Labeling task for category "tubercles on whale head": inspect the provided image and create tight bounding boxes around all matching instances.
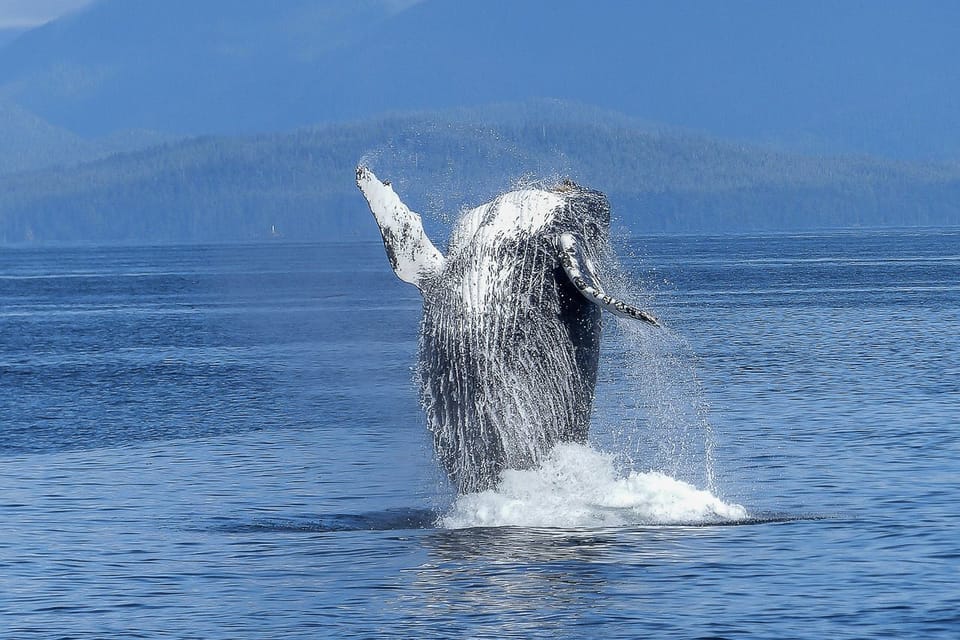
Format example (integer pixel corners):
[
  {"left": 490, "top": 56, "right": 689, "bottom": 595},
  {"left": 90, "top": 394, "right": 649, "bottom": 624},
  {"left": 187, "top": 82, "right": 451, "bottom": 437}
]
[{"left": 545, "top": 181, "right": 612, "bottom": 260}]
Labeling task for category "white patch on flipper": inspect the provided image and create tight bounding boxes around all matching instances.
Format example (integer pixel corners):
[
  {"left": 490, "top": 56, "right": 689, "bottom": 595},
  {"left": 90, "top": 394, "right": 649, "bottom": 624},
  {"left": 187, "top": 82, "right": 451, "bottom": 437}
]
[{"left": 356, "top": 167, "right": 444, "bottom": 288}]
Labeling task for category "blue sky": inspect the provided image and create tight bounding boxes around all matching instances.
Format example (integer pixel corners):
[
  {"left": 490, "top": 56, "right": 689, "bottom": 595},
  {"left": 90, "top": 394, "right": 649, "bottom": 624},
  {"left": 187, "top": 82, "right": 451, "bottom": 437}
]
[
  {"left": 0, "top": 0, "right": 94, "bottom": 29},
  {"left": 0, "top": 0, "right": 424, "bottom": 29}
]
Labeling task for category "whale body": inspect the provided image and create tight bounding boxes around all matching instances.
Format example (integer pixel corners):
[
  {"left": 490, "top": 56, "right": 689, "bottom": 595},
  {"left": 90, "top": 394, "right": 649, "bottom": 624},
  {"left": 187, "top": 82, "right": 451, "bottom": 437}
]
[{"left": 357, "top": 167, "right": 658, "bottom": 493}]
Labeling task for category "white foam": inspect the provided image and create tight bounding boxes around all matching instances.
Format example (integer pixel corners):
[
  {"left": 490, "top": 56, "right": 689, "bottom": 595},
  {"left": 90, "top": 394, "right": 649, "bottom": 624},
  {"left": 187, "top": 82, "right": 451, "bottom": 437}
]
[{"left": 440, "top": 443, "right": 747, "bottom": 529}]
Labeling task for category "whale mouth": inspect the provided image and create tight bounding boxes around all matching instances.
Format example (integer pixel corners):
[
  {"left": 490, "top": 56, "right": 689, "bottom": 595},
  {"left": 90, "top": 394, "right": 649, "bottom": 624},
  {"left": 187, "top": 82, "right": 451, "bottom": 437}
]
[{"left": 558, "top": 233, "right": 660, "bottom": 326}]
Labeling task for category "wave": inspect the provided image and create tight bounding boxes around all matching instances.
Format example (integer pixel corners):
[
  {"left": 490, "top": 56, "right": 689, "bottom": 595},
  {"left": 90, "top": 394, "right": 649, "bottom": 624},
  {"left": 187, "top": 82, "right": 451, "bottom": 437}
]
[{"left": 440, "top": 443, "right": 747, "bottom": 529}]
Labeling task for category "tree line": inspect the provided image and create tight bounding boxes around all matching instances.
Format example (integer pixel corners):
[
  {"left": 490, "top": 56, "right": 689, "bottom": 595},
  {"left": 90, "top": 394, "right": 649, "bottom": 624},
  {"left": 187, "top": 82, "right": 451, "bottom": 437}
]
[{"left": 2, "top": 110, "right": 959, "bottom": 245}]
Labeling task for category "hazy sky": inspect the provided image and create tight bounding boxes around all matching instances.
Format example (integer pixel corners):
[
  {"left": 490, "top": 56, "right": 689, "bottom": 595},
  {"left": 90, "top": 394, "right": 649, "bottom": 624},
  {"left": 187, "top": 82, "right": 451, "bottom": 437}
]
[
  {"left": 0, "top": 0, "right": 95, "bottom": 29},
  {"left": 0, "top": 0, "right": 423, "bottom": 29}
]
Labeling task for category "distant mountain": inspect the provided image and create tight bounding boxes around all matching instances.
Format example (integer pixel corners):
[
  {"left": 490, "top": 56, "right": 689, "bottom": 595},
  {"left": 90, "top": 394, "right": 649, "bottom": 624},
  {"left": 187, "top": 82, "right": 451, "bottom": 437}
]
[
  {"left": 0, "top": 100, "right": 92, "bottom": 173},
  {"left": 0, "top": 99, "right": 176, "bottom": 174},
  {"left": 2, "top": 104, "right": 958, "bottom": 246},
  {"left": 0, "top": 0, "right": 958, "bottom": 160},
  {"left": 0, "top": 0, "right": 414, "bottom": 136}
]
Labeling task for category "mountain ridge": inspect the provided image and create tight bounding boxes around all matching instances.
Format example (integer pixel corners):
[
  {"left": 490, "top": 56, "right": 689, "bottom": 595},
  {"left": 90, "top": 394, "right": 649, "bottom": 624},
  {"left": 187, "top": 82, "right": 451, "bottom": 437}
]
[
  {"left": 2, "top": 104, "right": 958, "bottom": 246},
  {"left": 1, "top": 0, "right": 958, "bottom": 160}
]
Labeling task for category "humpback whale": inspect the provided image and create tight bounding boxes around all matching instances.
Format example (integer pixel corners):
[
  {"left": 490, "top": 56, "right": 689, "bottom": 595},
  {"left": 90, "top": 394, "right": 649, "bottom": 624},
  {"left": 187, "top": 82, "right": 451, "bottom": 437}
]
[{"left": 357, "top": 166, "right": 659, "bottom": 493}]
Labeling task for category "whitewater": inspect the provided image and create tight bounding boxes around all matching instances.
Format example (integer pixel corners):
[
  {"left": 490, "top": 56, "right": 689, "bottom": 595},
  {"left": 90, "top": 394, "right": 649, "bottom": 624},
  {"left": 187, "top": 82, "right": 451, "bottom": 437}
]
[{"left": 440, "top": 442, "right": 747, "bottom": 529}]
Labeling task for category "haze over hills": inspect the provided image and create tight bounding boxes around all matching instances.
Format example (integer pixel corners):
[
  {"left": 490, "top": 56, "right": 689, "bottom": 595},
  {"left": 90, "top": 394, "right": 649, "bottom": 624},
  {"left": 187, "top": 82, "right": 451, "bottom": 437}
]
[
  {"left": 1, "top": 1, "right": 959, "bottom": 245},
  {"left": 3, "top": 104, "right": 958, "bottom": 246},
  {"left": 0, "top": 98, "right": 177, "bottom": 174},
  {"left": 1, "top": 0, "right": 959, "bottom": 160},
  {"left": 0, "top": 0, "right": 417, "bottom": 139}
]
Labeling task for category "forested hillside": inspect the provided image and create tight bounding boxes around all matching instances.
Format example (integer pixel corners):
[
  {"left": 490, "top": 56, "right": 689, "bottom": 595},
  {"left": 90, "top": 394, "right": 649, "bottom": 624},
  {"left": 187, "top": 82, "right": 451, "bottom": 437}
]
[{"left": 2, "top": 108, "right": 959, "bottom": 245}]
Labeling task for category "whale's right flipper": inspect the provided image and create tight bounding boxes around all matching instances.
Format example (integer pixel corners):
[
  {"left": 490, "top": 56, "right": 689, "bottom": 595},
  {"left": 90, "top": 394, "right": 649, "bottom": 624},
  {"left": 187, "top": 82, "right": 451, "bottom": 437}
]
[
  {"left": 559, "top": 233, "right": 660, "bottom": 326},
  {"left": 356, "top": 166, "right": 445, "bottom": 290}
]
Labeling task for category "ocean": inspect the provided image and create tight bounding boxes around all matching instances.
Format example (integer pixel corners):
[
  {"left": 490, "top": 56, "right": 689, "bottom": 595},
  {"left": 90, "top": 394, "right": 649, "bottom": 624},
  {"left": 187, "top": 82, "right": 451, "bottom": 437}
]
[{"left": 2, "top": 229, "right": 958, "bottom": 638}]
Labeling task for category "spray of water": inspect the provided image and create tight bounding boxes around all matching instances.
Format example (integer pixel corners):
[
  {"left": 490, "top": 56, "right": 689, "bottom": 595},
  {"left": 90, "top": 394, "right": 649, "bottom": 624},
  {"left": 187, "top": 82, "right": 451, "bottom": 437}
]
[
  {"left": 359, "top": 119, "right": 577, "bottom": 233},
  {"left": 436, "top": 250, "right": 743, "bottom": 529},
  {"left": 596, "top": 318, "right": 718, "bottom": 492},
  {"left": 440, "top": 443, "right": 745, "bottom": 528}
]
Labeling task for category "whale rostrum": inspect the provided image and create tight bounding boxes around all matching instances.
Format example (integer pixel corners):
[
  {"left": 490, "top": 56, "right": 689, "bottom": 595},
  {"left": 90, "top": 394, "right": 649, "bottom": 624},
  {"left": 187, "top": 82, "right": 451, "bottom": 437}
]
[{"left": 356, "top": 166, "right": 660, "bottom": 493}]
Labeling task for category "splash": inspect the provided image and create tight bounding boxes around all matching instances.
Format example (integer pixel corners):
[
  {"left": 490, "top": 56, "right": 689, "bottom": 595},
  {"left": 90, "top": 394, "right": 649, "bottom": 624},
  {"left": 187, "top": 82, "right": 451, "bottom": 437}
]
[
  {"left": 590, "top": 239, "right": 719, "bottom": 493},
  {"left": 596, "top": 319, "right": 718, "bottom": 492},
  {"left": 440, "top": 443, "right": 747, "bottom": 529}
]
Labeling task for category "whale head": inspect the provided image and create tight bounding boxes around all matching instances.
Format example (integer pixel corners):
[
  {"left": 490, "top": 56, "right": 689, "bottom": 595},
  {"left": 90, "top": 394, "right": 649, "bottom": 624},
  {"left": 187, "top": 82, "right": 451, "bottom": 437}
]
[{"left": 548, "top": 178, "right": 611, "bottom": 249}]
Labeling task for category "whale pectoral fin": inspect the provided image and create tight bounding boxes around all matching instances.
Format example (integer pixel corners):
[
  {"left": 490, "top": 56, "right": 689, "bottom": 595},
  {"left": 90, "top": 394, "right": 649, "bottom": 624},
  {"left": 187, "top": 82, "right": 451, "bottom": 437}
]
[
  {"left": 558, "top": 233, "right": 660, "bottom": 326},
  {"left": 356, "top": 166, "right": 445, "bottom": 290}
]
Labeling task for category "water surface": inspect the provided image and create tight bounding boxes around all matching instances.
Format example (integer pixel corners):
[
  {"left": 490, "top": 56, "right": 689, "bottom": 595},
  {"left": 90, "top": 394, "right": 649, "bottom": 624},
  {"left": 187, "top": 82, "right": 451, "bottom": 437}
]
[{"left": 2, "top": 230, "right": 958, "bottom": 637}]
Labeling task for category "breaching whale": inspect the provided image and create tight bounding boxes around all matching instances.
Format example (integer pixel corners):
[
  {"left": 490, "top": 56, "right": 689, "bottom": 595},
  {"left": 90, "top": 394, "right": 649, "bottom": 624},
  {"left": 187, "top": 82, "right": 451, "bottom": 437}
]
[{"left": 357, "top": 166, "right": 659, "bottom": 493}]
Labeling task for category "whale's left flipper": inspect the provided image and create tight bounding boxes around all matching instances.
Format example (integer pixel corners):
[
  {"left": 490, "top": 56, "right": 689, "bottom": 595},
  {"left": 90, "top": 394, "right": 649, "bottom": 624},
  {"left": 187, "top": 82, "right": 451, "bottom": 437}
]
[
  {"left": 559, "top": 233, "right": 660, "bottom": 326},
  {"left": 356, "top": 166, "right": 445, "bottom": 290}
]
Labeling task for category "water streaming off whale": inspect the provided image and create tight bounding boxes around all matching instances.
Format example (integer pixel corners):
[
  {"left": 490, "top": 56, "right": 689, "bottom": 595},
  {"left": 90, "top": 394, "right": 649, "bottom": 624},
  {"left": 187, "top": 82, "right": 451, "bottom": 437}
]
[{"left": 358, "top": 166, "right": 745, "bottom": 523}]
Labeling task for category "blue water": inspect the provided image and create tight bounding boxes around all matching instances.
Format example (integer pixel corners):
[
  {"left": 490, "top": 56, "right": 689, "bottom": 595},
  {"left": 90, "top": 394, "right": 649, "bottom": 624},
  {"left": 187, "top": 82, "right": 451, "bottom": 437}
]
[{"left": 2, "top": 230, "right": 958, "bottom": 638}]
